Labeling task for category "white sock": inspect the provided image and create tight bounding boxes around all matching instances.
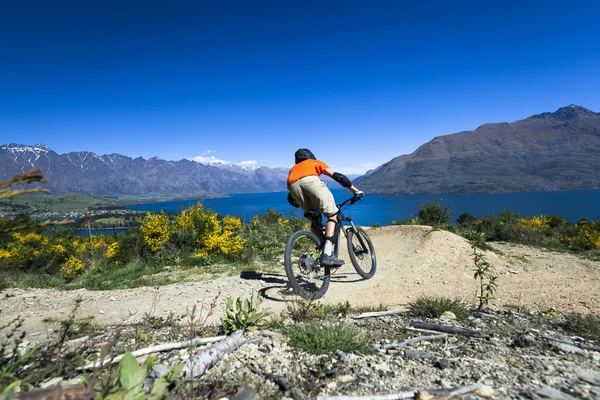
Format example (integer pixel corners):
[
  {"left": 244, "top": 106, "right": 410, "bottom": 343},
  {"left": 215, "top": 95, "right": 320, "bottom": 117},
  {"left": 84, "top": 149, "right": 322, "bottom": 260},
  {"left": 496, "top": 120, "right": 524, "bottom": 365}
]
[{"left": 323, "top": 243, "right": 333, "bottom": 256}]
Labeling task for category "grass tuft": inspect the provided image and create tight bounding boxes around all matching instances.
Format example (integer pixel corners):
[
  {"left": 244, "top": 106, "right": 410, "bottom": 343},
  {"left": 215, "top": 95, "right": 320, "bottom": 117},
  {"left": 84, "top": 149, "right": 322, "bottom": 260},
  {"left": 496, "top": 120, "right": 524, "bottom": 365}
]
[
  {"left": 286, "top": 323, "right": 375, "bottom": 355},
  {"left": 409, "top": 296, "right": 469, "bottom": 321},
  {"left": 563, "top": 313, "right": 600, "bottom": 340}
]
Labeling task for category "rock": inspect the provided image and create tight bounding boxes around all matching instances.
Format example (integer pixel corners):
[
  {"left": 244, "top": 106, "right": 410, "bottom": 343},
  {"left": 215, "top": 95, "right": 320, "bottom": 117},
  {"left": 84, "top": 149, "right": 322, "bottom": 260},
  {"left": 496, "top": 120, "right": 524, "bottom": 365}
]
[
  {"left": 435, "top": 359, "right": 451, "bottom": 369},
  {"left": 474, "top": 385, "right": 495, "bottom": 398},
  {"left": 552, "top": 342, "right": 584, "bottom": 354},
  {"left": 469, "top": 318, "right": 482, "bottom": 328},
  {"left": 232, "top": 386, "right": 258, "bottom": 400},
  {"left": 63, "top": 335, "right": 89, "bottom": 352},
  {"left": 39, "top": 377, "right": 63, "bottom": 389},
  {"left": 338, "top": 375, "right": 355, "bottom": 383},
  {"left": 522, "top": 385, "right": 578, "bottom": 399},
  {"left": 440, "top": 311, "right": 457, "bottom": 325},
  {"left": 575, "top": 368, "right": 600, "bottom": 386},
  {"left": 404, "top": 349, "right": 431, "bottom": 360},
  {"left": 513, "top": 335, "right": 537, "bottom": 347}
]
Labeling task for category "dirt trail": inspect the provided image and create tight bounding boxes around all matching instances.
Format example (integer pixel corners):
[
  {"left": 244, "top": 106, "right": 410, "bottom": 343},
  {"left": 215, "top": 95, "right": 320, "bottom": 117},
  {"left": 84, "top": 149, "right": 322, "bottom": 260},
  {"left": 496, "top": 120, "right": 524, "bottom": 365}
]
[{"left": 1, "top": 225, "right": 598, "bottom": 342}]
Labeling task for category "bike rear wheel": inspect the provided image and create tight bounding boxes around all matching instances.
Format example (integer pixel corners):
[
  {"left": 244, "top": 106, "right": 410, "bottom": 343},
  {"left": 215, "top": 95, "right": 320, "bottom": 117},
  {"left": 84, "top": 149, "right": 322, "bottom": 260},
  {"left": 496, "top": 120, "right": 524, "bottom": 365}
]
[
  {"left": 284, "top": 230, "right": 330, "bottom": 300},
  {"left": 347, "top": 227, "right": 377, "bottom": 279}
]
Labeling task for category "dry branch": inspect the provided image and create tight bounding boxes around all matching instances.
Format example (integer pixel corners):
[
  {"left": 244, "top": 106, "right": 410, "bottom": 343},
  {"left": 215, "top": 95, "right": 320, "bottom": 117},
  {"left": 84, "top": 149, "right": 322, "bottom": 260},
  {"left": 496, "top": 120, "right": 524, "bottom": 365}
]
[
  {"left": 354, "top": 310, "right": 403, "bottom": 319},
  {"left": 411, "top": 321, "right": 488, "bottom": 338},
  {"left": 81, "top": 334, "right": 227, "bottom": 370},
  {"left": 316, "top": 384, "right": 494, "bottom": 400},
  {"left": 381, "top": 334, "right": 448, "bottom": 350}
]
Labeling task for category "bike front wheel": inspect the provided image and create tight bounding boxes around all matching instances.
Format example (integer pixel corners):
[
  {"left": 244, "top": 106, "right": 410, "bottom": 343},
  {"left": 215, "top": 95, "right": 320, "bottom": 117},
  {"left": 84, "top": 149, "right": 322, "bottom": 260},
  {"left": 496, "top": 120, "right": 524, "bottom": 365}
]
[
  {"left": 284, "top": 230, "right": 330, "bottom": 300},
  {"left": 347, "top": 227, "right": 377, "bottom": 279}
]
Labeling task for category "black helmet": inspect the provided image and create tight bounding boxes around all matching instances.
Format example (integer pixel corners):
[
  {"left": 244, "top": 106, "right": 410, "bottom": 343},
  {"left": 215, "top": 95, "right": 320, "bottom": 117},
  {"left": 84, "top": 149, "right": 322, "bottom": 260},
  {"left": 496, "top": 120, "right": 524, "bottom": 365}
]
[{"left": 295, "top": 148, "right": 316, "bottom": 164}]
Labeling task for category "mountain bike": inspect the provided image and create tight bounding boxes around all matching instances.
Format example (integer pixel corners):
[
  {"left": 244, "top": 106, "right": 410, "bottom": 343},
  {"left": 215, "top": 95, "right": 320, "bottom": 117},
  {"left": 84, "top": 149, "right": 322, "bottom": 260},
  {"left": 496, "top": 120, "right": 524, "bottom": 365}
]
[{"left": 284, "top": 194, "right": 377, "bottom": 300}]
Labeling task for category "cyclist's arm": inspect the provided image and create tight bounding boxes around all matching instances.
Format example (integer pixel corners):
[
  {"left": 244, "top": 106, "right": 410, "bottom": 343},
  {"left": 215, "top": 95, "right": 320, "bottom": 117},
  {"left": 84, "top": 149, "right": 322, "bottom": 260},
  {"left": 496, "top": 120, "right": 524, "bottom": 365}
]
[{"left": 322, "top": 167, "right": 360, "bottom": 194}]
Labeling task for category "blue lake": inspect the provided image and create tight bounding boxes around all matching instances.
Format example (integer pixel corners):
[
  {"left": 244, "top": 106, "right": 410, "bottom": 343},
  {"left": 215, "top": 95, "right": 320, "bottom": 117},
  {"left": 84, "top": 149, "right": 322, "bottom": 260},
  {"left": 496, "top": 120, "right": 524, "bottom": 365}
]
[{"left": 126, "top": 189, "right": 600, "bottom": 226}]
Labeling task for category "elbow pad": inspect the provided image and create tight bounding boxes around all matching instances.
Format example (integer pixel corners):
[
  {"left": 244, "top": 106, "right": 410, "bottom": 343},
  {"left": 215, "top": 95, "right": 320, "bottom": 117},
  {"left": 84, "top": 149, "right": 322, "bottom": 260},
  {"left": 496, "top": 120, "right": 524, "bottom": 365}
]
[{"left": 332, "top": 172, "right": 352, "bottom": 188}]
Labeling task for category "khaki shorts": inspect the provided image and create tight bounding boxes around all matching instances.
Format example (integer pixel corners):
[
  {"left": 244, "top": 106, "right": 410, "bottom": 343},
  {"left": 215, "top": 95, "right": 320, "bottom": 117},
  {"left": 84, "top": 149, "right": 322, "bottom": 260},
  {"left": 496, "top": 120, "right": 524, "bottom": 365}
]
[{"left": 289, "top": 176, "right": 338, "bottom": 217}]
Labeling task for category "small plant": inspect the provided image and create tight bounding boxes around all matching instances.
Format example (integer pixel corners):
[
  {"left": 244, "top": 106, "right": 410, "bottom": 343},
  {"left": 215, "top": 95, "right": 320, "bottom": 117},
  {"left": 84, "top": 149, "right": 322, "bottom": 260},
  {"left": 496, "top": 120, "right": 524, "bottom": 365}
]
[
  {"left": 470, "top": 243, "right": 498, "bottom": 309},
  {"left": 416, "top": 199, "right": 452, "bottom": 227},
  {"left": 286, "top": 323, "right": 375, "bottom": 355},
  {"left": 461, "top": 230, "right": 493, "bottom": 251},
  {"left": 0, "top": 316, "right": 42, "bottom": 393},
  {"left": 285, "top": 299, "right": 324, "bottom": 323},
  {"left": 563, "top": 313, "right": 600, "bottom": 340},
  {"left": 222, "top": 291, "right": 264, "bottom": 332},
  {"left": 409, "top": 296, "right": 469, "bottom": 321},
  {"left": 89, "top": 352, "right": 183, "bottom": 399}
]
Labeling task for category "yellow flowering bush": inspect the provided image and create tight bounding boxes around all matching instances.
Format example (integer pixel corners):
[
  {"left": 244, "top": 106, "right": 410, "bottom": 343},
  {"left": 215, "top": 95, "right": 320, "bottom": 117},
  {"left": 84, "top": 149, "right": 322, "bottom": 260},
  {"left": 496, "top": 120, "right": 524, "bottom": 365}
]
[
  {"left": 175, "top": 203, "right": 245, "bottom": 258},
  {"left": 106, "top": 242, "right": 120, "bottom": 259},
  {"left": 576, "top": 220, "right": 600, "bottom": 249},
  {"left": 194, "top": 214, "right": 246, "bottom": 257},
  {"left": 140, "top": 212, "right": 171, "bottom": 252},
  {"left": 60, "top": 255, "right": 85, "bottom": 279},
  {"left": 515, "top": 215, "right": 550, "bottom": 230}
]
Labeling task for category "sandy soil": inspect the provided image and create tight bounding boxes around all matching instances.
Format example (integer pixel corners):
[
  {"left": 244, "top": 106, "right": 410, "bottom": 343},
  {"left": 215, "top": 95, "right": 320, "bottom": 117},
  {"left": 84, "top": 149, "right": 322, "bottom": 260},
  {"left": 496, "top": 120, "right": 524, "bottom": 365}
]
[{"left": 1, "top": 225, "right": 598, "bottom": 342}]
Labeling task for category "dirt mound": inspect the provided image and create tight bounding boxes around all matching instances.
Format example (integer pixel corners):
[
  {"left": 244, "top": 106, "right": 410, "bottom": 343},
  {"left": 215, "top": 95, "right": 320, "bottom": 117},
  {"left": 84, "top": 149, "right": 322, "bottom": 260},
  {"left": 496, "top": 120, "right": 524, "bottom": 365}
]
[{"left": 1, "top": 226, "right": 598, "bottom": 342}]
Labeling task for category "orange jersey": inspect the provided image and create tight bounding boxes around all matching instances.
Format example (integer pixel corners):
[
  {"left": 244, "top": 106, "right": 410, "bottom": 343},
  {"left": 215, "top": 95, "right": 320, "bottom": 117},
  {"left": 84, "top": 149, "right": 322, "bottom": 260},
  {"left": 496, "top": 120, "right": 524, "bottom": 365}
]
[{"left": 287, "top": 159, "right": 329, "bottom": 189}]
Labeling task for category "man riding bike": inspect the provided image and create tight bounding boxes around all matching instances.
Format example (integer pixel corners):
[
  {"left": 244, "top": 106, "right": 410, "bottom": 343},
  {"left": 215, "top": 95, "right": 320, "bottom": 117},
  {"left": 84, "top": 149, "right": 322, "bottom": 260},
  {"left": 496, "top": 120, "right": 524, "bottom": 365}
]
[{"left": 287, "top": 148, "right": 363, "bottom": 267}]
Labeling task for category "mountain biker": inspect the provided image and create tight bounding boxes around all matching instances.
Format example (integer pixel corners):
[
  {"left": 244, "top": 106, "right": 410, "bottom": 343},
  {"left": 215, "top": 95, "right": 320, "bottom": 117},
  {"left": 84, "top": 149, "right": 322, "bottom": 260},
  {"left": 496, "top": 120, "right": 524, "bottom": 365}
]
[{"left": 287, "top": 148, "right": 364, "bottom": 267}]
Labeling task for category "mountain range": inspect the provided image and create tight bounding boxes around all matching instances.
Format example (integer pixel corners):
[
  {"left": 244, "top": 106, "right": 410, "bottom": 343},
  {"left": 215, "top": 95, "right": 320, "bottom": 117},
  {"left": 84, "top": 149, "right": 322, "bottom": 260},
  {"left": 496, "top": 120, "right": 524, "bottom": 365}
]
[
  {"left": 2, "top": 105, "right": 599, "bottom": 196},
  {"left": 357, "top": 105, "right": 600, "bottom": 194},
  {"left": 0, "top": 144, "right": 289, "bottom": 195}
]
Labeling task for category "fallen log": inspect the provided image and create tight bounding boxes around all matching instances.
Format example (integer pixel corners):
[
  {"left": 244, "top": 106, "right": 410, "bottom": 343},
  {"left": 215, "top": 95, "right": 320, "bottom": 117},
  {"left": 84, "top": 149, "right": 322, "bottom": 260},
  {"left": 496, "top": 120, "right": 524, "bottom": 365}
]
[
  {"left": 381, "top": 334, "right": 447, "bottom": 350},
  {"left": 181, "top": 329, "right": 244, "bottom": 378},
  {"left": 142, "top": 330, "right": 245, "bottom": 393},
  {"left": 411, "top": 321, "right": 488, "bottom": 338},
  {"left": 354, "top": 310, "right": 403, "bottom": 319},
  {"left": 81, "top": 334, "right": 227, "bottom": 370}
]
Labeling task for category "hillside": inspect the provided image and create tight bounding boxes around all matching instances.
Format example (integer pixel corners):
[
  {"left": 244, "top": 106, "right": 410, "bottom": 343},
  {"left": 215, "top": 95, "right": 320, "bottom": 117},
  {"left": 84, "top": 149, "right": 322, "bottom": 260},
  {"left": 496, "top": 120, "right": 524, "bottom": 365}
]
[
  {"left": 0, "top": 144, "right": 289, "bottom": 196},
  {"left": 357, "top": 105, "right": 600, "bottom": 194}
]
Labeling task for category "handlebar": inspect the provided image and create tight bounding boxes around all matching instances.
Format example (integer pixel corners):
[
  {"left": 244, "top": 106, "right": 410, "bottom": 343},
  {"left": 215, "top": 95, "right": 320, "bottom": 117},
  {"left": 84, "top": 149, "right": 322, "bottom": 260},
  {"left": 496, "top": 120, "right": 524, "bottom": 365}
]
[{"left": 337, "top": 193, "right": 364, "bottom": 209}]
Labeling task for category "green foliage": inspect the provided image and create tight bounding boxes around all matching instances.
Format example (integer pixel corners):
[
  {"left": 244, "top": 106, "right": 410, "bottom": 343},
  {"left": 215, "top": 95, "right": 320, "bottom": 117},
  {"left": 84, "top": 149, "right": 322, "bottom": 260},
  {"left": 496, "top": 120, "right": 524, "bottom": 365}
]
[
  {"left": 470, "top": 244, "right": 498, "bottom": 309},
  {"left": 563, "top": 314, "right": 600, "bottom": 340},
  {"left": 456, "top": 212, "right": 476, "bottom": 227},
  {"left": 409, "top": 296, "right": 469, "bottom": 321},
  {"left": 286, "top": 323, "right": 375, "bottom": 355},
  {"left": 97, "top": 352, "right": 183, "bottom": 400},
  {"left": 239, "top": 209, "right": 305, "bottom": 263},
  {"left": 285, "top": 299, "right": 326, "bottom": 323},
  {"left": 222, "top": 291, "right": 264, "bottom": 332},
  {"left": 460, "top": 230, "right": 493, "bottom": 251},
  {"left": 416, "top": 199, "right": 452, "bottom": 226}
]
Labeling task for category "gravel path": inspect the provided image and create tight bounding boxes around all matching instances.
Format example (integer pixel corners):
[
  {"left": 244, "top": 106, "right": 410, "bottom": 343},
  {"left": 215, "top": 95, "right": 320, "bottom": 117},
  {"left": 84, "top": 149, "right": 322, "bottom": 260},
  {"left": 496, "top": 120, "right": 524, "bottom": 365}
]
[{"left": 1, "top": 225, "right": 599, "bottom": 342}]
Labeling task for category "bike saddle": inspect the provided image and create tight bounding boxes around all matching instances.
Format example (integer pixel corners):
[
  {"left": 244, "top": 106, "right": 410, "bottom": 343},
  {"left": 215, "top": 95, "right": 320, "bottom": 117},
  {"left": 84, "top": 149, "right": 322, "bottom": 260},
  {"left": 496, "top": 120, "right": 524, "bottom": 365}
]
[{"left": 304, "top": 210, "right": 321, "bottom": 219}]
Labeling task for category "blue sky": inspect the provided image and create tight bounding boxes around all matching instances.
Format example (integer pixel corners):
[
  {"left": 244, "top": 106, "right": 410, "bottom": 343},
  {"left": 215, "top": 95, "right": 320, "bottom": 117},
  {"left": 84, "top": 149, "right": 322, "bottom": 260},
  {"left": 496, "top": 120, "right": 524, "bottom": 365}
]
[{"left": 1, "top": 0, "right": 599, "bottom": 174}]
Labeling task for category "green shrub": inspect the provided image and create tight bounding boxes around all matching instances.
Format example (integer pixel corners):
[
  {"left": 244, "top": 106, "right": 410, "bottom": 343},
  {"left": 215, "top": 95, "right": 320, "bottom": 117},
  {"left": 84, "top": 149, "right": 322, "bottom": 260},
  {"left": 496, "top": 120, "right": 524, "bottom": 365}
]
[
  {"left": 460, "top": 230, "right": 493, "bottom": 251},
  {"left": 456, "top": 213, "right": 476, "bottom": 227},
  {"left": 416, "top": 200, "right": 452, "bottom": 226},
  {"left": 563, "top": 314, "right": 600, "bottom": 340},
  {"left": 409, "top": 296, "right": 469, "bottom": 321},
  {"left": 286, "top": 323, "right": 374, "bottom": 355},
  {"left": 239, "top": 209, "right": 305, "bottom": 262},
  {"left": 222, "top": 291, "right": 264, "bottom": 332}
]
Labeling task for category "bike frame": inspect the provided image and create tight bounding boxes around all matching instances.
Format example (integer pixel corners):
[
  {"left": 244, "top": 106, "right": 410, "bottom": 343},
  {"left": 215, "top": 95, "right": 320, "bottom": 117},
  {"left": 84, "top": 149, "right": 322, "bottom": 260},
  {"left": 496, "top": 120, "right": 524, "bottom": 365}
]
[{"left": 307, "top": 196, "right": 369, "bottom": 259}]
